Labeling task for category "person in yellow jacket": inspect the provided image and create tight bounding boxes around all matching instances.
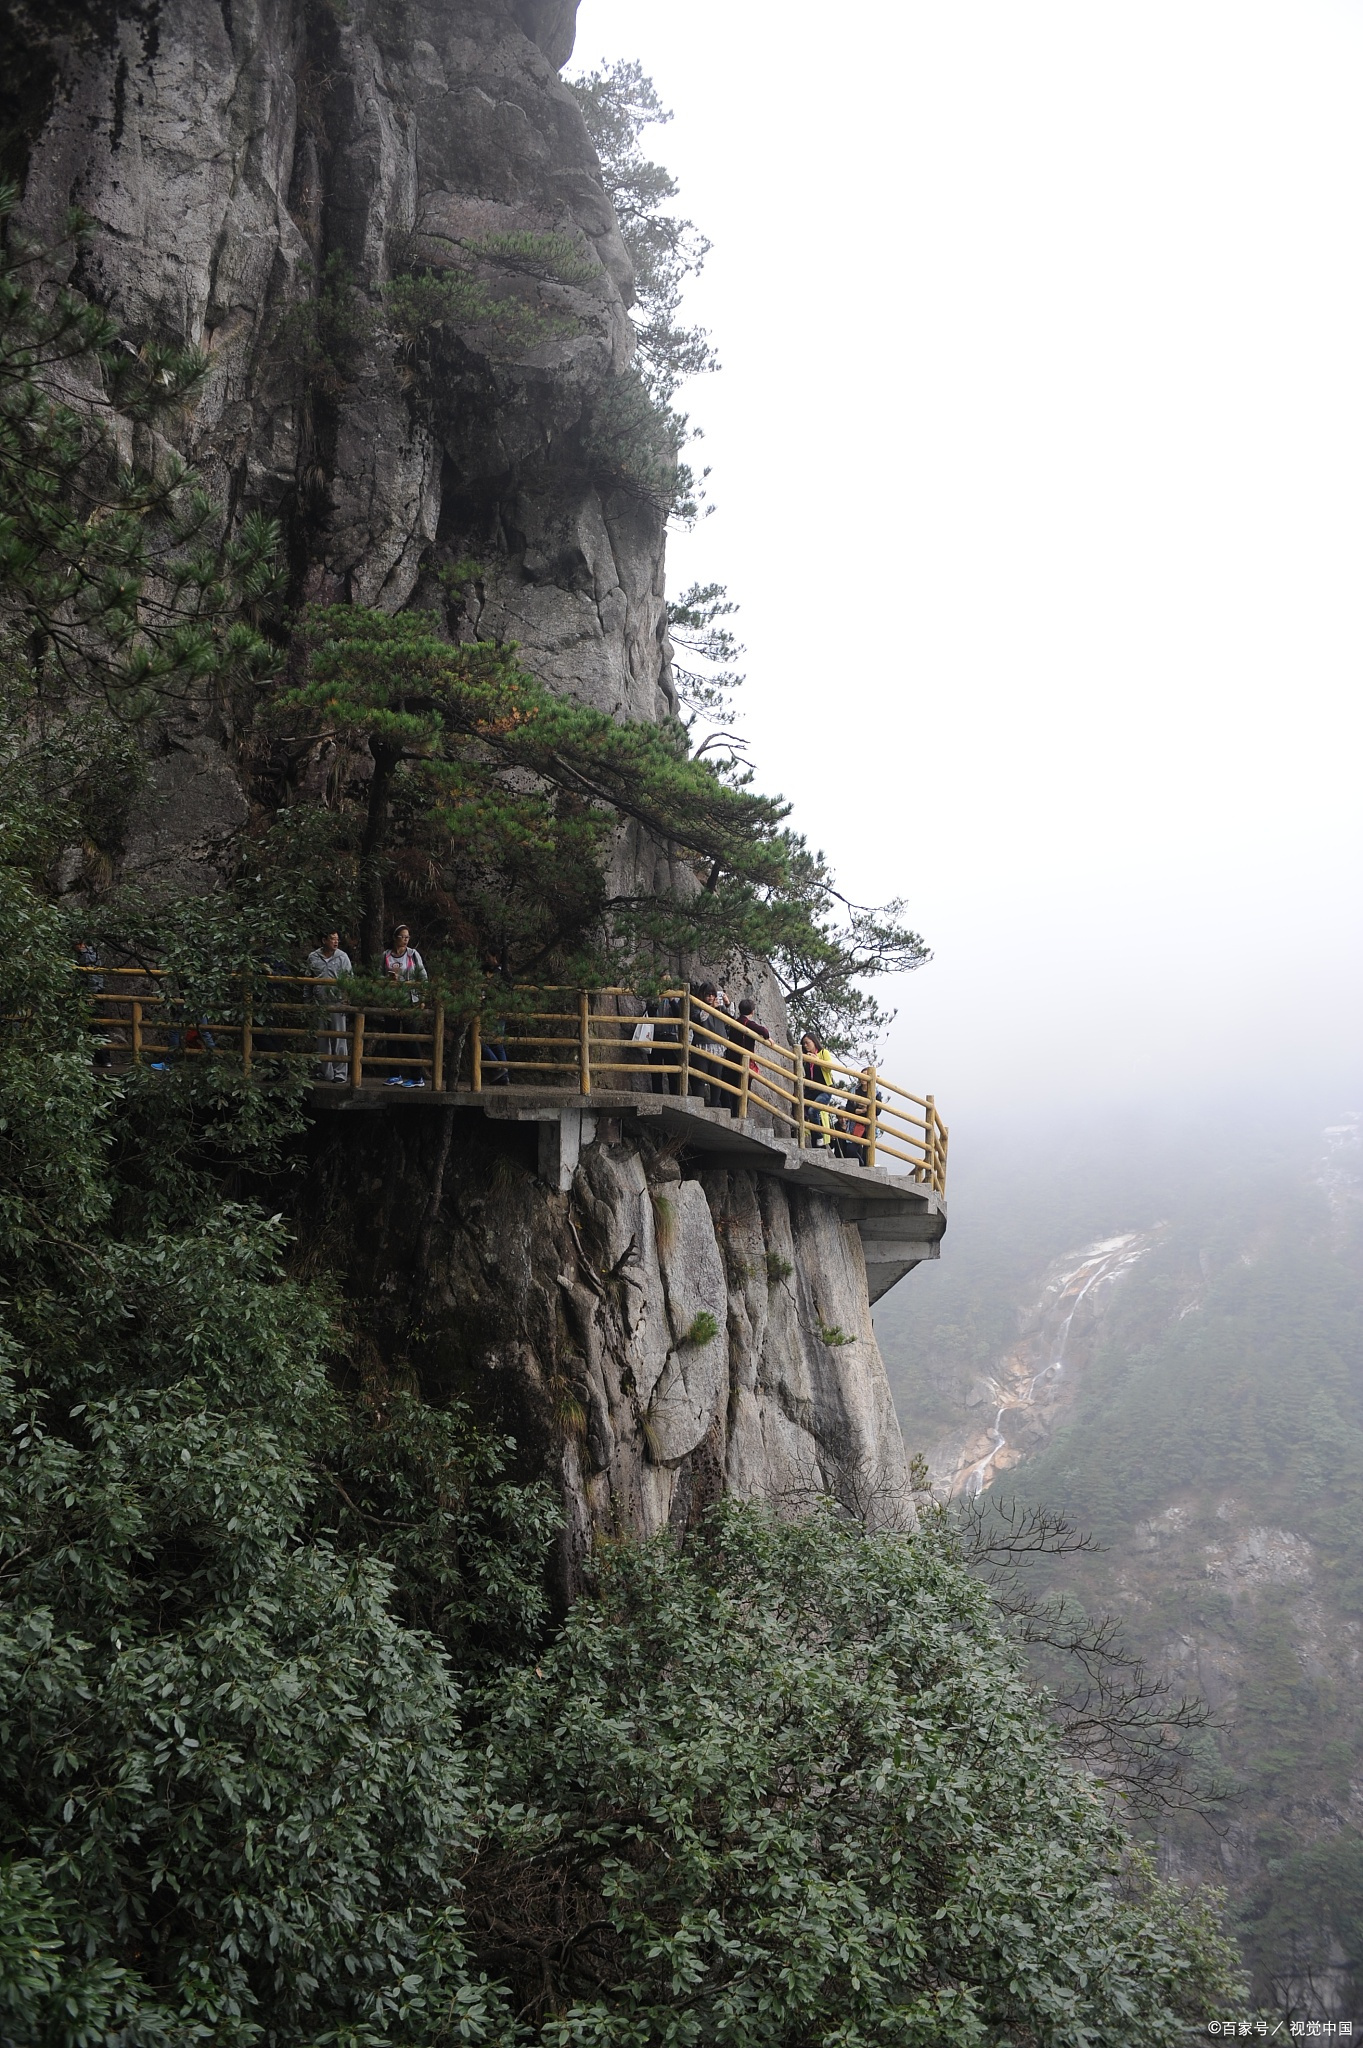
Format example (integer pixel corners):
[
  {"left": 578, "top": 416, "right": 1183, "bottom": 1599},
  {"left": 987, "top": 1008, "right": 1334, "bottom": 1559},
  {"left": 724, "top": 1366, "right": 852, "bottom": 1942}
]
[{"left": 800, "top": 1032, "right": 835, "bottom": 1146}]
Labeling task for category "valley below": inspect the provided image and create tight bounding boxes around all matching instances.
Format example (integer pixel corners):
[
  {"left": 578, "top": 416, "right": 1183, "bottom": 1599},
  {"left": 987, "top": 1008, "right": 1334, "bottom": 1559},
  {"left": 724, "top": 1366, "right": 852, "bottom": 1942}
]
[{"left": 877, "top": 1106, "right": 1363, "bottom": 2021}]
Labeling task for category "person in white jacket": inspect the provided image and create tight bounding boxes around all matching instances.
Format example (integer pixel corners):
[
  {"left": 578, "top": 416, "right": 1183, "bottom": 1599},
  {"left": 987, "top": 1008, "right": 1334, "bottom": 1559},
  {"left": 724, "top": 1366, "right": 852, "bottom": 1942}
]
[
  {"left": 306, "top": 931, "right": 352, "bottom": 1082},
  {"left": 380, "top": 925, "right": 428, "bottom": 1086}
]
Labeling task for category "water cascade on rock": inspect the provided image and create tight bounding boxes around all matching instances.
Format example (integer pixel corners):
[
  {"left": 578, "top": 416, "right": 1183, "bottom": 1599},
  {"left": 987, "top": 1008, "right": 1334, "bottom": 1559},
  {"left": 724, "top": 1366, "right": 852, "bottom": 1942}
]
[{"left": 950, "top": 1232, "right": 1154, "bottom": 1497}]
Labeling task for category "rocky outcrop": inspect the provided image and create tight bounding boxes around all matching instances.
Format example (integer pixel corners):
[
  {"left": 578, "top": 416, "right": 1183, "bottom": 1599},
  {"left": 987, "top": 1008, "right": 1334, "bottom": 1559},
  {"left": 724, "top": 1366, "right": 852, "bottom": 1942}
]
[
  {"left": 11, "top": 0, "right": 676, "bottom": 883},
  {"left": 300, "top": 1110, "right": 911, "bottom": 1582}
]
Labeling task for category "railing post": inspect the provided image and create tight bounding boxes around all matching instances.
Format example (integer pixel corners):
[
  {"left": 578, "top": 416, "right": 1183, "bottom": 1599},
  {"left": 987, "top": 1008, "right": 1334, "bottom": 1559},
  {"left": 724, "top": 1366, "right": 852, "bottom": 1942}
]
[
  {"left": 241, "top": 974, "right": 253, "bottom": 1078},
  {"left": 132, "top": 999, "right": 143, "bottom": 1065},
  {"left": 866, "top": 1066, "right": 877, "bottom": 1169},
  {"left": 432, "top": 1002, "right": 444, "bottom": 1093},
  {"left": 924, "top": 1094, "right": 935, "bottom": 1187},
  {"left": 738, "top": 1029, "right": 750, "bottom": 1120},
  {"left": 353, "top": 1010, "right": 365, "bottom": 1091},
  {"left": 579, "top": 990, "right": 592, "bottom": 1095},
  {"left": 795, "top": 1049, "right": 806, "bottom": 1147},
  {"left": 471, "top": 1012, "right": 482, "bottom": 1092},
  {"left": 679, "top": 990, "right": 691, "bottom": 1098}
]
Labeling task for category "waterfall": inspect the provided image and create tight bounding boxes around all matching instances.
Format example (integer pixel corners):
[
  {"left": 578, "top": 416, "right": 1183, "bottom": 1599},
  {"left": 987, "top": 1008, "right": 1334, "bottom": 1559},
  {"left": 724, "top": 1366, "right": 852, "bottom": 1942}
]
[{"left": 960, "top": 1232, "right": 1152, "bottom": 1497}]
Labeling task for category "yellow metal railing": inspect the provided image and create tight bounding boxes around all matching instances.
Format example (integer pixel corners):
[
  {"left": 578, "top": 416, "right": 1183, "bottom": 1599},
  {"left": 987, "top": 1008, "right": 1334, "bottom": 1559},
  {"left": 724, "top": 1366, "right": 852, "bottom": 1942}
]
[
  {"left": 471, "top": 990, "right": 947, "bottom": 1191},
  {"left": 78, "top": 967, "right": 448, "bottom": 1089},
  {"left": 76, "top": 972, "right": 947, "bottom": 1193}
]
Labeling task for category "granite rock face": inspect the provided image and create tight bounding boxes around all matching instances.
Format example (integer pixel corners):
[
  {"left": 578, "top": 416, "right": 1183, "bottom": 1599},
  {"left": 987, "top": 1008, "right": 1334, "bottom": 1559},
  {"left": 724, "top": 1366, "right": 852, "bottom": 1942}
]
[
  {"left": 11, "top": 0, "right": 677, "bottom": 881},
  {"left": 302, "top": 1112, "right": 911, "bottom": 1582}
]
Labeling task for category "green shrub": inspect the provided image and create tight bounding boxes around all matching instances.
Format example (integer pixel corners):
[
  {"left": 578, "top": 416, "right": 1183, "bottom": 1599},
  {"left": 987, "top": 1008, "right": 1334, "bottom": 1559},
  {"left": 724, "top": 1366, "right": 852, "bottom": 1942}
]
[
  {"left": 467, "top": 229, "right": 597, "bottom": 286},
  {"left": 384, "top": 263, "right": 571, "bottom": 359},
  {"left": 471, "top": 1501, "right": 1247, "bottom": 2041}
]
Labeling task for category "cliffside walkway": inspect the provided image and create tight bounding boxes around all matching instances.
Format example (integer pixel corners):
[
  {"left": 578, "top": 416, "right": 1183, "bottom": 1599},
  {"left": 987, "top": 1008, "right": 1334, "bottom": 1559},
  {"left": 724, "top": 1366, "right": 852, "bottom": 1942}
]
[{"left": 78, "top": 972, "right": 946, "bottom": 1295}]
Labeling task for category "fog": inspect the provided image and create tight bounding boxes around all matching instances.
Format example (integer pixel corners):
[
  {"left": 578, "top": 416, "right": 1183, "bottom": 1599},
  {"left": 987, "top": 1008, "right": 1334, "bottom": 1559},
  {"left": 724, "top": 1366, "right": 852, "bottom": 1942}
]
[{"left": 572, "top": 0, "right": 1363, "bottom": 1134}]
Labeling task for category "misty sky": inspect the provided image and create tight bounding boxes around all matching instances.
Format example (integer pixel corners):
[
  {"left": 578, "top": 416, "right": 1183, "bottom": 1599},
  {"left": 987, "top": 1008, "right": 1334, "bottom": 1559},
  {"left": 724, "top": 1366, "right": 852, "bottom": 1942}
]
[{"left": 571, "top": 0, "right": 1363, "bottom": 1132}]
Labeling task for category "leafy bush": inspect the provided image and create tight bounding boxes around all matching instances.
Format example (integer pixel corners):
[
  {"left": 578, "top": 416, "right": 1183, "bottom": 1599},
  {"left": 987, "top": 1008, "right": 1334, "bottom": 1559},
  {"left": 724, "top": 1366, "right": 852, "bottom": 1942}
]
[
  {"left": 467, "top": 1502, "right": 1247, "bottom": 2043},
  {"left": 385, "top": 263, "right": 571, "bottom": 361},
  {"left": 0, "top": 865, "right": 547, "bottom": 2045}
]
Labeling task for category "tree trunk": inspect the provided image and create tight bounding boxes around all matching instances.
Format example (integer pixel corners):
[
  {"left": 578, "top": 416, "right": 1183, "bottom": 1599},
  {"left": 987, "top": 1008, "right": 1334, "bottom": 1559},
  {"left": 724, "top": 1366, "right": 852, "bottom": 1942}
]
[{"left": 360, "top": 744, "right": 398, "bottom": 968}]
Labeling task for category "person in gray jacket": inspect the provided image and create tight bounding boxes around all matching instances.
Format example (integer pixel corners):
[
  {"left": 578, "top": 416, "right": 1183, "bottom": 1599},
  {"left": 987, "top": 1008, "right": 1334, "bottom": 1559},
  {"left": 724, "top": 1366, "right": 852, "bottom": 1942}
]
[{"left": 306, "top": 931, "right": 352, "bottom": 1082}]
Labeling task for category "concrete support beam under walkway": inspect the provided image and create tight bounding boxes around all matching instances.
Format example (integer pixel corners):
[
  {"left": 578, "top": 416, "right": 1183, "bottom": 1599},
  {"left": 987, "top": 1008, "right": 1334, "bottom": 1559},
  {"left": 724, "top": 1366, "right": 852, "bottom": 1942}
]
[{"left": 315, "top": 1085, "right": 946, "bottom": 1299}]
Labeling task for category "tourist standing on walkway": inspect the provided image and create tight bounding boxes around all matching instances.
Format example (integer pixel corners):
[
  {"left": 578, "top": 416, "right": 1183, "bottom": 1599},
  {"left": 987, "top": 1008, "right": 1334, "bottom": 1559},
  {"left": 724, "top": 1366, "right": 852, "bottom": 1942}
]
[
  {"left": 630, "top": 1000, "right": 658, "bottom": 1091},
  {"left": 480, "top": 956, "right": 510, "bottom": 1087},
  {"left": 691, "top": 981, "right": 731, "bottom": 1108},
  {"left": 383, "top": 927, "right": 427, "bottom": 989},
  {"left": 306, "top": 931, "right": 352, "bottom": 1082},
  {"left": 734, "top": 997, "right": 770, "bottom": 1056},
  {"left": 651, "top": 992, "right": 683, "bottom": 1094},
  {"left": 835, "top": 1067, "right": 880, "bottom": 1162},
  {"left": 730, "top": 998, "right": 770, "bottom": 1111},
  {"left": 801, "top": 1032, "right": 835, "bottom": 1146},
  {"left": 382, "top": 926, "right": 428, "bottom": 1086}
]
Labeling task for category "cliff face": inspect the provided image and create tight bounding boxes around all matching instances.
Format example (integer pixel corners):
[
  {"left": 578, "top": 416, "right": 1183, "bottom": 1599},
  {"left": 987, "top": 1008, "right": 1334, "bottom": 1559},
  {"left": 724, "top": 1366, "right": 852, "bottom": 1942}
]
[
  {"left": 7, "top": 0, "right": 913, "bottom": 1541},
  {"left": 12, "top": 0, "right": 676, "bottom": 892},
  {"left": 305, "top": 1109, "right": 910, "bottom": 1587}
]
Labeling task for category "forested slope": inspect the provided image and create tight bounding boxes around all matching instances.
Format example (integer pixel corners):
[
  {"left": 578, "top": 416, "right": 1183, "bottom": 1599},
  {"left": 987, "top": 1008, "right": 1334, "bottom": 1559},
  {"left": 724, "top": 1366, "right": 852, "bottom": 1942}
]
[{"left": 879, "top": 1107, "right": 1363, "bottom": 2019}]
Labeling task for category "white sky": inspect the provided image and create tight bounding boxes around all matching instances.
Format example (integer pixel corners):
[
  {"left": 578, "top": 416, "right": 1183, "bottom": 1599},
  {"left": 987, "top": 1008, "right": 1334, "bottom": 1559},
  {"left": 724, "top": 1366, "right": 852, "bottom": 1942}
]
[{"left": 571, "top": 0, "right": 1363, "bottom": 1129}]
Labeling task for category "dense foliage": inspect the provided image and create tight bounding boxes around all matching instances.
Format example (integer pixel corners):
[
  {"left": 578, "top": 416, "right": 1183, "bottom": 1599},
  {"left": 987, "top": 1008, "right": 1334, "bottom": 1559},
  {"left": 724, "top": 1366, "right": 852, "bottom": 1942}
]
[
  {"left": 465, "top": 1506, "right": 1243, "bottom": 2044},
  {"left": 0, "top": 870, "right": 555, "bottom": 2045}
]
